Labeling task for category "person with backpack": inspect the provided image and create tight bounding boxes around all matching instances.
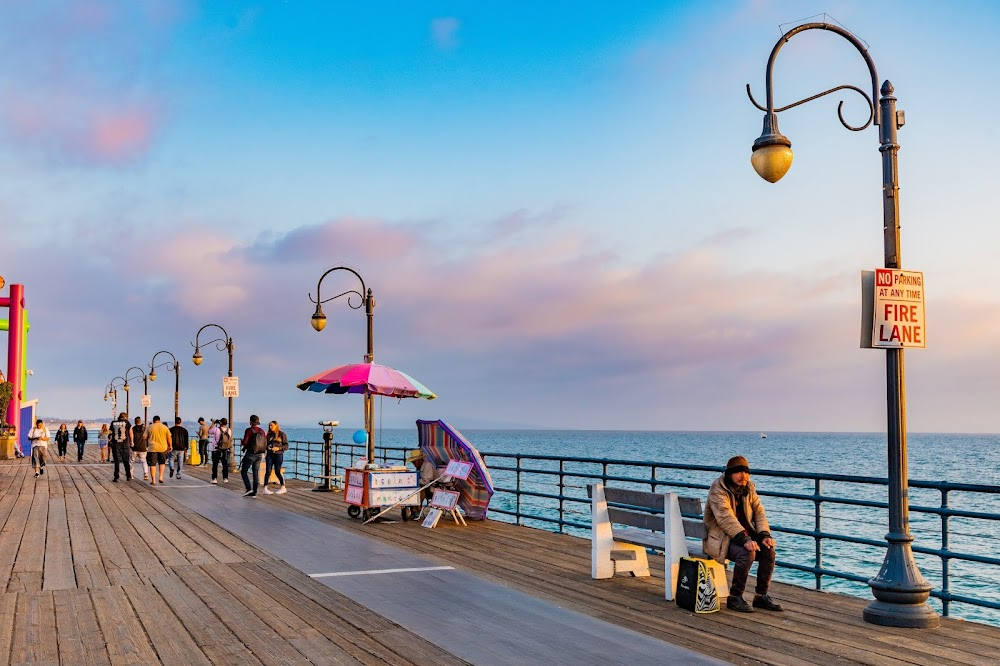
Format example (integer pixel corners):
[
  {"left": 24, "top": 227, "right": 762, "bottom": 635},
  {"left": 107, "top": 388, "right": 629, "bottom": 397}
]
[
  {"left": 261, "top": 420, "right": 289, "bottom": 495},
  {"left": 240, "top": 415, "right": 267, "bottom": 497},
  {"left": 196, "top": 417, "right": 210, "bottom": 466},
  {"left": 211, "top": 418, "right": 232, "bottom": 484},
  {"left": 110, "top": 413, "right": 132, "bottom": 482}
]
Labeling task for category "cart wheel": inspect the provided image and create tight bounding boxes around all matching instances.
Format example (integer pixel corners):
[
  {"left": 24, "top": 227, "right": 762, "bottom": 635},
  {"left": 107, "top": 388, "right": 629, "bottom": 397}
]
[
  {"left": 347, "top": 505, "right": 361, "bottom": 518},
  {"left": 363, "top": 508, "right": 376, "bottom": 521}
]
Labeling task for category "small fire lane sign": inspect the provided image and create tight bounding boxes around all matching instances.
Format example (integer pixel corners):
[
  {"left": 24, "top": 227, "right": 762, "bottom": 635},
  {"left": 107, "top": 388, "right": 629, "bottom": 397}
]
[{"left": 862, "top": 269, "right": 926, "bottom": 349}]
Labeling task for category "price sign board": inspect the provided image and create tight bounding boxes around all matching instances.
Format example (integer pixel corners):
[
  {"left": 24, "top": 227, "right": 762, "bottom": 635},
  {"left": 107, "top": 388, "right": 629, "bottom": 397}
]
[
  {"left": 862, "top": 269, "right": 926, "bottom": 349},
  {"left": 422, "top": 508, "right": 443, "bottom": 528},
  {"left": 222, "top": 376, "right": 239, "bottom": 398},
  {"left": 431, "top": 489, "right": 460, "bottom": 510},
  {"left": 140, "top": 394, "right": 151, "bottom": 408},
  {"left": 345, "top": 485, "right": 364, "bottom": 504},
  {"left": 347, "top": 470, "right": 364, "bottom": 487},
  {"left": 444, "top": 460, "right": 474, "bottom": 480}
]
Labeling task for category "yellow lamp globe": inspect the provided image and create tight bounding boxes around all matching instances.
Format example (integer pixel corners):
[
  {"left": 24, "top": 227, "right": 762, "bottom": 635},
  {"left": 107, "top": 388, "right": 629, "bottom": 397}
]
[
  {"left": 311, "top": 305, "right": 327, "bottom": 332},
  {"left": 751, "top": 112, "right": 793, "bottom": 183},
  {"left": 751, "top": 143, "right": 794, "bottom": 183}
]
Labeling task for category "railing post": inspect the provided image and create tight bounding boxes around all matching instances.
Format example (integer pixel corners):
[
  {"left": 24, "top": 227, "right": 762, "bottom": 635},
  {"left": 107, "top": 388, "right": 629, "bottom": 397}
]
[
  {"left": 516, "top": 456, "right": 522, "bottom": 526},
  {"left": 558, "top": 459, "right": 566, "bottom": 533},
  {"left": 941, "top": 487, "right": 950, "bottom": 617},
  {"left": 815, "top": 478, "right": 823, "bottom": 590}
]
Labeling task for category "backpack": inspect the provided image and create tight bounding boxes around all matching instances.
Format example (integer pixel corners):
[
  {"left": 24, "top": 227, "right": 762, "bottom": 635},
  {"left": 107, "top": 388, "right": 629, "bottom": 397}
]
[
  {"left": 252, "top": 430, "right": 267, "bottom": 454},
  {"left": 217, "top": 429, "right": 232, "bottom": 450}
]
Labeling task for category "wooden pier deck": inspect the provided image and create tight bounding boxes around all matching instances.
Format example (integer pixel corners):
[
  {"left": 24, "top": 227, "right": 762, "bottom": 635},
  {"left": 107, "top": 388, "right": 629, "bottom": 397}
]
[{"left": 3, "top": 446, "right": 998, "bottom": 665}]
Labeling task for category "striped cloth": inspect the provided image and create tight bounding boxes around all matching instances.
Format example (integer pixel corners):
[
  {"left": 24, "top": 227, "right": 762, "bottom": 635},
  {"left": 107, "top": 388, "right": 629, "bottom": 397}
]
[{"left": 417, "top": 419, "right": 494, "bottom": 520}]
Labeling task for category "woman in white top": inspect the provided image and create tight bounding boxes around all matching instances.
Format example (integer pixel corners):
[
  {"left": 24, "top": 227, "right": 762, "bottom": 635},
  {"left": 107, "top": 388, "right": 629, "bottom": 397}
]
[{"left": 28, "top": 419, "right": 50, "bottom": 478}]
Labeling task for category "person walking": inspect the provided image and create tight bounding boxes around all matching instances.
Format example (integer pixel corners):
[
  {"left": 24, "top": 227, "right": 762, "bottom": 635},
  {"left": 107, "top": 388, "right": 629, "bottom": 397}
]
[
  {"left": 98, "top": 423, "right": 110, "bottom": 462},
  {"left": 240, "top": 415, "right": 267, "bottom": 497},
  {"left": 131, "top": 416, "right": 149, "bottom": 481},
  {"left": 262, "top": 420, "right": 288, "bottom": 495},
  {"left": 169, "top": 417, "right": 189, "bottom": 480},
  {"left": 145, "top": 415, "right": 172, "bottom": 485},
  {"left": 73, "top": 420, "right": 88, "bottom": 462},
  {"left": 703, "top": 455, "right": 783, "bottom": 613},
  {"left": 196, "top": 417, "right": 210, "bottom": 466},
  {"left": 211, "top": 418, "right": 232, "bottom": 484},
  {"left": 54, "top": 423, "right": 70, "bottom": 462},
  {"left": 28, "top": 419, "right": 50, "bottom": 478},
  {"left": 110, "top": 413, "right": 132, "bottom": 482}
]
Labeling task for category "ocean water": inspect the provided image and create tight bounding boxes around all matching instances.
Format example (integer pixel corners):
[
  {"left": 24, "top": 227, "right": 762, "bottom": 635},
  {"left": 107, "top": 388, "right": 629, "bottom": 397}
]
[{"left": 282, "top": 428, "right": 1000, "bottom": 626}]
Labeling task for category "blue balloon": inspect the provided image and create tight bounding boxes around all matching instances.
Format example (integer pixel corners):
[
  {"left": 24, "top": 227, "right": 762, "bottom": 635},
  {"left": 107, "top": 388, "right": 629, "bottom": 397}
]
[{"left": 352, "top": 429, "right": 368, "bottom": 444}]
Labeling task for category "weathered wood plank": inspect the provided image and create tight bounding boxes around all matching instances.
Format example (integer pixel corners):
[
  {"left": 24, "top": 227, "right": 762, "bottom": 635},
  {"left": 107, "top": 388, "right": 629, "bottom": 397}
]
[
  {"left": 121, "top": 581, "right": 211, "bottom": 665},
  {"left": 53, "top": 588, "right": 111, "bottom": 665},
  {"left": 11, "top": 590, "right": 61, "bottom": 664},
  {"left": 89, "top": 585, "right": 161, "bottom": 665},
  {"left": 43, "top": 495, "right": 77, "bottom": 590}
]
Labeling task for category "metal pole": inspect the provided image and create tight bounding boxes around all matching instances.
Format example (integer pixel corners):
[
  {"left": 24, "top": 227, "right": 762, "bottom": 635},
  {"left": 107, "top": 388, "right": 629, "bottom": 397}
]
[
  {"left": 365, "top": 288, "right": 375, "bottom": 464},
  {"left": 228, "top": 338, "right": 235, "bottom": 472},
  {"left": 315, "top": 430, "right": 333, "bottom": 492},
  {"left": 144, "top": 375, "right": 148, "bottom": 426},
  {"left": 863, "top": 81, "right": 937, "bottom": 628},
  {"left": 173, "top": 362, "right": 179, "bottom": 423}
]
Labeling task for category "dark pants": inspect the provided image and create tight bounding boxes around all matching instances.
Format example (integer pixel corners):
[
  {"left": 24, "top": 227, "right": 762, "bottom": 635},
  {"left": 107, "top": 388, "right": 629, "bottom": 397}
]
[
  {"left": 241, "top": 453, "right": 262, "bottom": 493},
  {"left": 264, "top": 451, "right": 284, "bottom": 486},
  {"left": 198, "top": 439, "right": 209, "bottom": 464},
  {"left": 727, "top": 536, "right": 776, "bottom": 597},
  {"left": 112, "top": 443, "right": 132, "bottom": 480},
  {"left": 76, "top": 441, "right": 85, "bottom": 461},
  {"left": 212, "top": 450, "right": 230, "bottom": 480},
  {"left": 57, "top": 440, "right": 68, "bottom": 457}
]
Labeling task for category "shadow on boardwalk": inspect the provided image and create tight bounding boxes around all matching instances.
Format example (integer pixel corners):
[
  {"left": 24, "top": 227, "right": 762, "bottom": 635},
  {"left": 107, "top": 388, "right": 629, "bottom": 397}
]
[{"left": 0, "top": 451, "right": 467, "bottom": 665}]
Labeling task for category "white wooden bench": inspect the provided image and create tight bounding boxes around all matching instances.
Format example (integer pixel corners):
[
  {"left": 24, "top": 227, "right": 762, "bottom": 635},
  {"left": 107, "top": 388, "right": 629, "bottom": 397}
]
[{"left": 589, "top": 483, "right": 729, "bottom": 601}]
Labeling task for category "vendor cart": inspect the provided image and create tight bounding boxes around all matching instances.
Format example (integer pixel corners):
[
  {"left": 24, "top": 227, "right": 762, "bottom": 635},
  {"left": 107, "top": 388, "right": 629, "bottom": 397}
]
[{"left": 344, "top": 467, "right": 422, "bottom": 521}]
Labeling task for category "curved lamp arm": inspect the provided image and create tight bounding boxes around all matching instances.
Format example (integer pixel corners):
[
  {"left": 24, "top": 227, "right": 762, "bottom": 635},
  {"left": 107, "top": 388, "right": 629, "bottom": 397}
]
[
  {"left": 308, "top": 266, "right": 371, "bottom": 332},
  {"left": 746, "top": 21, "right": 882, "bottom": 182},
  {"left": 149, "top": 350, "right": 179, "bottom": 381},
  {"left": 191, "top": 323, "right": 233, "bottom": 365},
  {"left": 123, "top": 366, "right": 146, "bottom": 391}
]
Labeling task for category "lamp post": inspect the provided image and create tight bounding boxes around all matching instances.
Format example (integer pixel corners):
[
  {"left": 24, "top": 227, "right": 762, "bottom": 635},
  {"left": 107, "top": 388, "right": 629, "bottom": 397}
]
[
  {"left": 124, "top": 366, "right": 148, "bottom": 426},
  {"left": 747, "top": 22, "right": 937, "bottom": 628},
  {"left": 191, "top": 323, "right": 234, "bottom": 437},
  {"left": 149, "top": 350, "right": 180, "bottom": 423},
  {"left": 106, "top": 377, "right": 126, "bottom": 418},
  {"left": 309, "top": 266, "right": 376, "bottom": 464}
]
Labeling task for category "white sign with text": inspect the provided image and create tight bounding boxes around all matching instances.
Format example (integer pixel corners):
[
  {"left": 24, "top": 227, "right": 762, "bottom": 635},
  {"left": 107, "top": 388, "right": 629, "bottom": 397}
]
[
  {"left": 141, "top": 394, "right": 151, "bottom": 408},
  {"left": 871, "top": 268, "right": 926, "bottom": 349},
  {"left": 222, "top": 376, "right": 240, "bottom": 397}
]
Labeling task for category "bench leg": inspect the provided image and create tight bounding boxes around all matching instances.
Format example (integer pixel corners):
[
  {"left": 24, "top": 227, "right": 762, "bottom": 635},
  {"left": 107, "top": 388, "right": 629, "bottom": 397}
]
[{"left": 612, "top": 543, "right": 650, "bottom": 578}]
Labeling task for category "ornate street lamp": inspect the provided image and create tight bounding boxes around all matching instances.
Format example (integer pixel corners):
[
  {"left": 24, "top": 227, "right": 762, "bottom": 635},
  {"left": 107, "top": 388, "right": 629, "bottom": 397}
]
[
  {"left": 106, "top": 377, "right": 126, "bottom": 417},
  {"left": 747, "top": 21, "right": 936, "bottom": 628},
  {"left": 191, "top": 323, "right": 234, "bottom": 434},
  {"left": 124, "top": 366, "right": 148, "bottom": 425},
  {"left": 309, "top": 266, "right": 376, "bottom": 463},
  {"left": 149, "top": 350, "right": 180, "bottom": 423}
]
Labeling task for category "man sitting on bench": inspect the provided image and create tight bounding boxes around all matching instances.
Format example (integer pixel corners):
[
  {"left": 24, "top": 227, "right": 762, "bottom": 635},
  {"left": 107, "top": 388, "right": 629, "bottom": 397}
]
[
  {"left": 407, "top": 449, "right": 441, "bottom": 502},
  {"left": 703, "top": 455, "right": 784, "bottom": 614}
]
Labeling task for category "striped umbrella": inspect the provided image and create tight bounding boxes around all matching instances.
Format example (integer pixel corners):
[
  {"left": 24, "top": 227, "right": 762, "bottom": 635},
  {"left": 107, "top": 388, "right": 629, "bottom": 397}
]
[
  {"left": 417, "top": 419, "right": 494, "bottom": 520},
  {"left": 297, "top": 363, "right": 436, "bottom": 400}
]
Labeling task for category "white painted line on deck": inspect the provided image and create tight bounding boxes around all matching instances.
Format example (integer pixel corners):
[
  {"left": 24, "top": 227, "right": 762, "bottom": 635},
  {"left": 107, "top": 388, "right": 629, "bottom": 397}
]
[{"left": 310, "top": 566, "right": 455, "bottom": 578}]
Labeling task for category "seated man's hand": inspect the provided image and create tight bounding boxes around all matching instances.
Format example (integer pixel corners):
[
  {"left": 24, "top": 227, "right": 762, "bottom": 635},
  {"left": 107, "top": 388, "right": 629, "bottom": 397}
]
[
  {"left": 743, "top": 540, "right": 760, "bottom": 553},
  {"left": 762, "top": 537, "right": 776, "bottom": 549}
]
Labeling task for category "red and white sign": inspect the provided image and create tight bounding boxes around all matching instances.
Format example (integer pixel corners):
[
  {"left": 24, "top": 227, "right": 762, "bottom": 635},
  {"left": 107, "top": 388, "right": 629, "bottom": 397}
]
[
  {"left": 872, "top": 269, "right": 926, "bottom": 349},
  {"left": 345, "top": 486, "right": 364, "bottom": 504},
  {"left": 222, "top": 376, "right": 239, "bottom": 398}
]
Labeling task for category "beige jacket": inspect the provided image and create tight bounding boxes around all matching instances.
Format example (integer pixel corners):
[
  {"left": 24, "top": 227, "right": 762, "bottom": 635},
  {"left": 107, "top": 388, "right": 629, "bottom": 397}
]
[{"left": 702, "top": 475, "right": 771, "bottom": 564}]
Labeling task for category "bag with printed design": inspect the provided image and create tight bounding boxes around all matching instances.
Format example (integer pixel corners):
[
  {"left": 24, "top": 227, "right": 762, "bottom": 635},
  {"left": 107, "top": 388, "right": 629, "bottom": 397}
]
[{"left": 675, "top": 556, "right": 720, "bottom": 613}]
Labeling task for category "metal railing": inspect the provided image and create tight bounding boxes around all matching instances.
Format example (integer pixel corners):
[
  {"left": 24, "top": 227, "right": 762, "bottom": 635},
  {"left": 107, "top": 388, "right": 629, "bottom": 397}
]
[{"left": 282, "top": 441, "right": 1000, "bottom": 623}]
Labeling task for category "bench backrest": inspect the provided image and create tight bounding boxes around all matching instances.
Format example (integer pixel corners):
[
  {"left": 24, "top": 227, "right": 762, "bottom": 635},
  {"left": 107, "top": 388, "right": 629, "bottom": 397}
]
[{"left": 588, "top": 485, "right": 707, "bottom": 540}]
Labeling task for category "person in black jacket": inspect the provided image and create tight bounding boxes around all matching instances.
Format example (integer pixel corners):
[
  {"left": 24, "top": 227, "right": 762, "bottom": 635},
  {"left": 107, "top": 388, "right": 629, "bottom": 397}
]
[
  {"left": 54, "top": 424, "right": 70, "bottom": 462},
  {"left": 110, "top": 413, "right": 132, "bottom": 482},
  {"left": 73, "top": 421, "right": 88, "bottom": 462},
  {"left": 262, "top": 420, "right": 289, "bottom": 495},
  {"left": 168, "top": 417, "right": 189, "bottom": 480},
  {"left": 240, "top": 415, "right": 266, "bottom": 497}
]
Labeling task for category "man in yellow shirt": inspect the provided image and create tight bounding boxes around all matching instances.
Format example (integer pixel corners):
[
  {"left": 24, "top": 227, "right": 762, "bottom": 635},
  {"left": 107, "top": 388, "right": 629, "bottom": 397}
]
[{"left": 145, "top": 415, "right": 173, "bottom": 485}]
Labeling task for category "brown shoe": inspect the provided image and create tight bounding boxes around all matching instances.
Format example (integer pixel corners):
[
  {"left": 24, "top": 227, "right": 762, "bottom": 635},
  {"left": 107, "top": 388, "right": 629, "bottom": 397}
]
[{"left": 753, "top": 594, "right": 784, "bottom": 611}]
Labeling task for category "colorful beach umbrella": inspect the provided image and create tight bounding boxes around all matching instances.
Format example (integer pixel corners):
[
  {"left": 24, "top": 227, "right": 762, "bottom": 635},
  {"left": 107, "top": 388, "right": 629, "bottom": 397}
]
[
  {"left": 297, "top": 362, "right": 437, "bottom": 400},
  {"left": 417, "top": 419, "right": 494, "bottom": 520}
]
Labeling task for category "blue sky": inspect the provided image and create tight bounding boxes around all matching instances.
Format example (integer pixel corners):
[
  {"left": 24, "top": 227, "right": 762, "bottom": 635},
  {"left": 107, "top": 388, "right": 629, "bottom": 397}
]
[{"left": 2, "top": 1, "right": 1000, "bottom": 432}]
